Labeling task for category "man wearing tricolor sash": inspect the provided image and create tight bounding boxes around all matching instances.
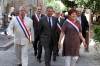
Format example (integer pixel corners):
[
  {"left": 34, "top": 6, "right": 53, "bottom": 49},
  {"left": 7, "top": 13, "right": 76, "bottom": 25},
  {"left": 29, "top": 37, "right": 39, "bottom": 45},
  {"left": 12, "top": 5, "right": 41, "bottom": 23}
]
[
  {"left": 8, "top": 6, "right": 34, "bottom": 66},
  {"left": 31, "top": 6, "right": 44, "bottom": 63},
  {"left": 53, "top": 10, "right": 64, "bottom": 56}
]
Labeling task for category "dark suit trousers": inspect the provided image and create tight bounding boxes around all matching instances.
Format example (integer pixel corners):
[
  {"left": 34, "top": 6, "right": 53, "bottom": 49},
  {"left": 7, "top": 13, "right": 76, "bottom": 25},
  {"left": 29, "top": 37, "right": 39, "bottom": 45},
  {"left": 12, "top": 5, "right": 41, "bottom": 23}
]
[
  {"left": 44, "top": 38, "right": 54, "bottom": 66},
  {"left": 33, "top": 36, "right": 42, "bottom": 59},
  {"left": 53, "top": 35, "right": 59, "bottom": 57}
]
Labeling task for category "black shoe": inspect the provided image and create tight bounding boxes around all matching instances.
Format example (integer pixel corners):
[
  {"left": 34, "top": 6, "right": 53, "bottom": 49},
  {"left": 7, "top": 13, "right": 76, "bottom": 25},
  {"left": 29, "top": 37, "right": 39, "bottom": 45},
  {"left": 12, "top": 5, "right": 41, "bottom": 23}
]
[
  {"left": 4, "top": 31, "right": 7, "bottom": 35},
  {"left": 18, "top": 64, "right": 22, "bottom": 66},
  {"left": 37, "top": 58, "right": 41, "bottom": 63},
  {"left": 34, "top": 52, "right": 37, "bottom": 56},
  {"left": 53, "top": 57, "right": 56, "bottom": 61}
]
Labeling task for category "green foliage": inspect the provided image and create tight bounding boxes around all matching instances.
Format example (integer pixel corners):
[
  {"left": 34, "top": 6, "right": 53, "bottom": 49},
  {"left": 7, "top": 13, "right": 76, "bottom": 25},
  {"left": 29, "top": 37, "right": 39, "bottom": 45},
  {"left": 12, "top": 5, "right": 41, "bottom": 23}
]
[
  {"left": 61, "top": 0, "right": 77, "bottom": 8},
  {"left": 61, "top": 0, "right": 100, "bottom": 13},
  {"left": 52, "top": 2, "right": 61, "bottom": 11},
  {"left": 93, "top": 25, "right": 100, "bottom": 42},
  {"left": 46, "top": 0, "right": 54, "bottom": 5},
  {"left": 93, "top": 25, "right": 100, "bottom": 59},
  {"left": 46, "top": 0, "right": 66, "bottom": 11}
]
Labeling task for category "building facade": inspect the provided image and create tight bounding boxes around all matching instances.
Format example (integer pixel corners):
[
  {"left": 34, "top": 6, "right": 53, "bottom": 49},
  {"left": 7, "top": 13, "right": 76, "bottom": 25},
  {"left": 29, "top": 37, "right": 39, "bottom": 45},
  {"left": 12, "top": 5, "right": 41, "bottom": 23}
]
[{"left": 0, "top": 0, "right": 46, "bottom": 17}]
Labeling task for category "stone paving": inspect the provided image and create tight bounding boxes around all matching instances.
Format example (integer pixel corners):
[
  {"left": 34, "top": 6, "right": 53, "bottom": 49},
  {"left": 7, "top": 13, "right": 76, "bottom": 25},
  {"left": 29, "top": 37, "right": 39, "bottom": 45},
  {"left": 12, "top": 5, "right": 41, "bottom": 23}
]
[
  {"left": 0, "top": 40, "right": 100, "bottom": 66},
  {"left": 0, "top": 30, "right": 100, "bottom": 66},
  {"left": 0, "top": 34, "right": 13, "bottom": 50}
]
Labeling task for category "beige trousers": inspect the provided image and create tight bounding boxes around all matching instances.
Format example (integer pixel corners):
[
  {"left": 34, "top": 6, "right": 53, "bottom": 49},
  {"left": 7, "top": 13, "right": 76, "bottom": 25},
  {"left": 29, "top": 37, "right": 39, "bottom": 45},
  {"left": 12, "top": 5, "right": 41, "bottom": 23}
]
[{"left": 14, "top": 44, "right": 28, "bottom": 66}]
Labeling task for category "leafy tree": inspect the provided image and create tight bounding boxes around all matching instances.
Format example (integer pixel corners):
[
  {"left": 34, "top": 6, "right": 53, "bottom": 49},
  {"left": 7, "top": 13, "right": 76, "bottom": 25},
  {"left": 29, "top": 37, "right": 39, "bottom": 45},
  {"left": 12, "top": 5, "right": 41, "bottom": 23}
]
[
  {"left": 46, "top": 0, "right": 54, "bottom": 6},
  {"left": 61, "top": 0, "right": 100, "bottom": 13},
  {"left": 46, "top": 0, "right": 66, "bottom": 12}
]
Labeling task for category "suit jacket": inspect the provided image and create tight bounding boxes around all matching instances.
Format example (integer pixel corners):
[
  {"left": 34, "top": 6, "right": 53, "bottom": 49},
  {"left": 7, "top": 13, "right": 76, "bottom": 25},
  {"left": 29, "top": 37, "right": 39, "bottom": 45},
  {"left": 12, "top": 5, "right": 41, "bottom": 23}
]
[
  {"left": 38, "top": 16, "right": 58, "bottom": 47},
  {"left": 81, "top": 14, "right": 89, "bottom": 38},
  {"left": 8, "top": 16, "right": 34, "bottom": 45},
  {"left": 57, "top": 17, "right": 64, "bottom": 39},
  {"left": 31, "top": 14, "right": 44, "bottom": 39}
]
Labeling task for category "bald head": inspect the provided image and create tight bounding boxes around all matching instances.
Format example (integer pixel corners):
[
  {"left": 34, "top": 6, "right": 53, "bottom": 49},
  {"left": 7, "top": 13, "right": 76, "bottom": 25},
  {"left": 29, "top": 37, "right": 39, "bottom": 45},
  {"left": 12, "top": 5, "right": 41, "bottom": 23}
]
[{"left": 37, "top": 6, "right": 42, "bottom": 14}]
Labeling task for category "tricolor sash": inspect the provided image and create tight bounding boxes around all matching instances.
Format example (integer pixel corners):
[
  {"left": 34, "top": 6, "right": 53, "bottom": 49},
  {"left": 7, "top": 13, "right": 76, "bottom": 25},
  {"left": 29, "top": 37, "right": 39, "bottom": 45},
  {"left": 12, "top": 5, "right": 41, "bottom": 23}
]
[
  {"left": 57, "top": 21, "right": 62, "bottom": 31},
  {"left": 34, "top": 13, "right": 40, "bottom": 22},
  {"left": 16, "top": 16, "right": 30, "bottom": 41},
  {"left": 65, "top": 18, "right": 79, "bottom": 34}
]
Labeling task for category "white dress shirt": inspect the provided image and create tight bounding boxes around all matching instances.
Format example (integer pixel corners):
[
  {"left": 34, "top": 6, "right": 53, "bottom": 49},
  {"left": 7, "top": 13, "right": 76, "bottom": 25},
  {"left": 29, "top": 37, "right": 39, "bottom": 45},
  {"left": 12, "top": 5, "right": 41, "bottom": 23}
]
[{"left": 77, "top": 16, "right": 81, "bottom": 25}]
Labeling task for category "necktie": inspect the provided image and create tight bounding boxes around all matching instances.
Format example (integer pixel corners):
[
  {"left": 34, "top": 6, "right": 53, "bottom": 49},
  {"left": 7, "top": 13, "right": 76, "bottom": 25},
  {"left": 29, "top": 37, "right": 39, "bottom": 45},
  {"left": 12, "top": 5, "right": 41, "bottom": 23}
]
[
  {"left": 22, "top": 17, "right": 24, "bottom": 22},
  {"left": 58, "top": 18, "right": 60, "bottom": 23},
  {"left": 38, "top": 15, "right": 41, "bottom": 19},
  {"left": 49, "top": 17, "right": 51, "bottom": 28}
]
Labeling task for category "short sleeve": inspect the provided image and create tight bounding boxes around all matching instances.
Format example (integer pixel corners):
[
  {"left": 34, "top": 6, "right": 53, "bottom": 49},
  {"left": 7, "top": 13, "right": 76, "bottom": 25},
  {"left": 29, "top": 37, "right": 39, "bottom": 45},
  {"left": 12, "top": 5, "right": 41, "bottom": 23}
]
[{"left": 62, "top": 21, "right": 67, "bottom": 32}]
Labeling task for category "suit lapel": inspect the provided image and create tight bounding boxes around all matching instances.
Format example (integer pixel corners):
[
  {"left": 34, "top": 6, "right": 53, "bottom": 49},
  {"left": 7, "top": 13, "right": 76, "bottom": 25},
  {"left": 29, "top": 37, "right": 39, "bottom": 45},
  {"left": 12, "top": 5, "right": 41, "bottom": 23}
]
[
  {"left": 41, "top": 14, "right": 43, "bottom": 17},
  {"left": 59, "top": 18, "right": 62, "bottom": 26},
  {"left": 52, "top": 17, "right": 55, "bottom": 28},
  {"left": 81, "top": 15, "right": 83, "bottom": 26}
]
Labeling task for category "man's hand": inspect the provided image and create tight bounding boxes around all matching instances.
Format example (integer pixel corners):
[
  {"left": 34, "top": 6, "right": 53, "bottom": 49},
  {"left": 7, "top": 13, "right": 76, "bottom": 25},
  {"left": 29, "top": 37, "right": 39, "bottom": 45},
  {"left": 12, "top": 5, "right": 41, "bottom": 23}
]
[
  {"left": 32, "top": 41, "right": 34, "bottom": 44},
  {"left": 83, "top": 42, "right": 87, "bottom": 48},
  {"left": 86, "top": 30, "right": 89, "bottom": 33},
  {"left": 8, "top": 35, "right": 12, "bottom": 39}
]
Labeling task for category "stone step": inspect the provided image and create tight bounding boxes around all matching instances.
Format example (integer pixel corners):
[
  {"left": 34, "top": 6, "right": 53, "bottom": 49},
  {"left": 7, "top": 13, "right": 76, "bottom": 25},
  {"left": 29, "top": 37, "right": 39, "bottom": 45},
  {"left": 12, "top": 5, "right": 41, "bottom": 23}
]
[
  {"left": 0, "top": 40, "right": 14, "bottom": 51},
  {"left": 0, "top": 34, "right": 14, "bottom": 51}
]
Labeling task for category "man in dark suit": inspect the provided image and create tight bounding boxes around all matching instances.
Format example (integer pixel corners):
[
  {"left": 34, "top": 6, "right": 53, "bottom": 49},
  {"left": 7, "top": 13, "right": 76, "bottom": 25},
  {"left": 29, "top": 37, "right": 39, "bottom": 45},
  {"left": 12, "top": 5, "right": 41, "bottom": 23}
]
[
  {"left": 31, "top": 6, "right": 44, "bottom": 63},
  {"left": 76, "top": 8, "right": 89, "bottom": 52},
  {"left": 53, "top": 10, "right": 64, "bottom": 57},
  {"left": 38, "top": 6, "right": 58, "bottom": 66}
]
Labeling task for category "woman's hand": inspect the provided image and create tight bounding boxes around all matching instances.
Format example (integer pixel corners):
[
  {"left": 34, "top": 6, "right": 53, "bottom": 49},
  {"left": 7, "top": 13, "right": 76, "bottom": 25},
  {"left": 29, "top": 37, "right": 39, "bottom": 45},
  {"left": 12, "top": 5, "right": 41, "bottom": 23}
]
[
  {"left": 83, "top": 42, "right": 87, "bottom": 48},
  {"left": 58, "top": 42, "right": 61, "bottom": 49}
]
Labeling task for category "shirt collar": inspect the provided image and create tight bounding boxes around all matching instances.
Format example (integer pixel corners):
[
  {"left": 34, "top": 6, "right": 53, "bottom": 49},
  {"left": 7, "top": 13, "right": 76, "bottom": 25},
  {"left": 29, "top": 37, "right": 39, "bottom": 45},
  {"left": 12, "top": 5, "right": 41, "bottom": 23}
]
[{"left": 36, "top": 13, "right": 41, "bottom": 16}]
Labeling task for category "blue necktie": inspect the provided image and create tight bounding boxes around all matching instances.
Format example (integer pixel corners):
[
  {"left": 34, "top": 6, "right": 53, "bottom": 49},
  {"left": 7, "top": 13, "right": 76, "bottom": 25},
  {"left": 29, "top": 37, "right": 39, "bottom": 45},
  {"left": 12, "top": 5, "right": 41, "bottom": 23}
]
[{"left": 49, "top": 17, "right": 51, "bottom": 28}]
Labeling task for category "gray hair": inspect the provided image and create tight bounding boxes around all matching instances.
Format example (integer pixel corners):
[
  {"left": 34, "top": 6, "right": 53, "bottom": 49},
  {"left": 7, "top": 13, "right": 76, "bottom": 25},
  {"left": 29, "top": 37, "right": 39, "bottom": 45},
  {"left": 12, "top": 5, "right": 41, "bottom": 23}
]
[
  {"left": 19, "top": 6, "right": 26, "bottom": 11},
  {"left": 76, "top": 8, "right": 83, "bottom": 11},
  {"left": 55, "top": 10, "right": 61, "bottom": 14},
  {"left": 46, "top": 6, "right": 53, "bottom": 11}
]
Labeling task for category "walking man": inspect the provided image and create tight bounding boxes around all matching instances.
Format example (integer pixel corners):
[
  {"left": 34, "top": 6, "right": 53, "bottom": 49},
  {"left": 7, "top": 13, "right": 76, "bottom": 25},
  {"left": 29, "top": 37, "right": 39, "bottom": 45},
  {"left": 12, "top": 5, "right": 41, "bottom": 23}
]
[
  {"left": 31, "top": 6, "right": 44, "bottom": 63},
  {"left": 38, "top": 6, "right": 58, "bottom": 66},
  {"left": 54, "top": 10, "right": 64, "bottom": 57},
  {"left": 8, "top": 6, "right": 34, "bottom": 66},
  {"left": 76, "top": 8, "right": 89, "bottom": 52}
]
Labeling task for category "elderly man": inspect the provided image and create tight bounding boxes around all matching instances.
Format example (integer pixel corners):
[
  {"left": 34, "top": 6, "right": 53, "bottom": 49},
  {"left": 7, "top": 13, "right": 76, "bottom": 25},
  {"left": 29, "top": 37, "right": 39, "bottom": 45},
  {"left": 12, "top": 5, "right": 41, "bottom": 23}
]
[
  {"left": 38, "top": 6, "right": 58, "bottom": 66},
  {"left": 53, "top": 10, "right": 64, "bottom": 57},
  {"left": 76, "top": 8, "right": 89, "bottom": 52},
  {"left": 8, "top": 6, "right": 34, "bottom": 66}
]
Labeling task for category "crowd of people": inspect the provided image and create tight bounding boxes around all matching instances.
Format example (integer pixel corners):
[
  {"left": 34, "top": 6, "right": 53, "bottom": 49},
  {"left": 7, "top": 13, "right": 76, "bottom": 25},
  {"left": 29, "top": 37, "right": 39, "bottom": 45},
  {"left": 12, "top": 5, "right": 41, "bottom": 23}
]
[{"left": 7, "top": 6, "right": 89, "bottom": 66}]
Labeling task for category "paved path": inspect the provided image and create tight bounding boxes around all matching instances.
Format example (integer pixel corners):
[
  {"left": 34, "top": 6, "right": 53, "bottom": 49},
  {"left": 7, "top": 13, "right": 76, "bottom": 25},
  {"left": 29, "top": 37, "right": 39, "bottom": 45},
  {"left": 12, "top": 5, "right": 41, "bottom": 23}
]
[
  {"left": 0, "top": 34, "right": 13, "bottom": 50},
  {"left": 0, "top": 39, "right": 100, "bottom": 66},
  {"left": 0, "top": 30, "right": 100, "bottom": 66}
]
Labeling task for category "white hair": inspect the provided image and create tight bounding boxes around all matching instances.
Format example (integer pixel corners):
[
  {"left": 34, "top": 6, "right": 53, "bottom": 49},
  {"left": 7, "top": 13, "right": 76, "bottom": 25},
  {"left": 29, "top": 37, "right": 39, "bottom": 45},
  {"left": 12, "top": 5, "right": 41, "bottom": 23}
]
[
  {"left": 55, "top": 10, "right": 61, "bottom": 14},
  {"left": 76, "top": 8, "right": 83, "bottom": 11},
  {"left": 19, "top": 6, "right": 26, "bottom": 11}
]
